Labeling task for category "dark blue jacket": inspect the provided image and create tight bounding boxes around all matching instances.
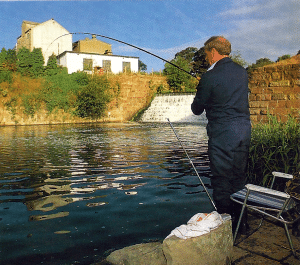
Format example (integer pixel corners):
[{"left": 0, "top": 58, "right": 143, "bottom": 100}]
[{"left": 191, "top": 57, "right": 250, "bottom": 123}]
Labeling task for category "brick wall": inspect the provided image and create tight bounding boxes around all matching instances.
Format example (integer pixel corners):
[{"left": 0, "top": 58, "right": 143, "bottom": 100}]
[{"left": 248, "top": 57, "right": 300, "bottom": 123}]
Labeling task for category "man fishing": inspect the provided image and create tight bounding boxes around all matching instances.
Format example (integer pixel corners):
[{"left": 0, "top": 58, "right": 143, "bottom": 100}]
[{"left": 191, "top": 36, "right": 251, "bottom": 229}]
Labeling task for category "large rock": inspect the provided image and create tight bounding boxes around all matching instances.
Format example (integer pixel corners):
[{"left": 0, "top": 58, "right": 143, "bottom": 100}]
[
  {"left": 162, "top": 219, "right": 233, "bottom": 265},
  {"left": 106, "top": 242, "right": 167, "bottom": 265}
]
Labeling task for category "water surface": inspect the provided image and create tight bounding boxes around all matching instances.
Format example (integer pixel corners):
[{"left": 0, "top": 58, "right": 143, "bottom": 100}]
[{"left": 0, "top": 122, "right": 212, "bottom": 264}]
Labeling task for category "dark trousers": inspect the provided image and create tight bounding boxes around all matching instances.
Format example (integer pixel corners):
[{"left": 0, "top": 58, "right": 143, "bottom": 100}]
[{"left": 207, "top": 120, "right": 251, "bottom": 215}]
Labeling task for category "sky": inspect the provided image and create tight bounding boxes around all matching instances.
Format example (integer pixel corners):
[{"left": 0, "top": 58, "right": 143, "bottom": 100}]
[{"left": 0, "top": 0, "right": 299, "bottom": 72}]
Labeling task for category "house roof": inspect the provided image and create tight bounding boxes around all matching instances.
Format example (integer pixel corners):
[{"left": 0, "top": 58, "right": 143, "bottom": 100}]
[{"left": 57, "top": 50, "right": 139, "bottom": 59}]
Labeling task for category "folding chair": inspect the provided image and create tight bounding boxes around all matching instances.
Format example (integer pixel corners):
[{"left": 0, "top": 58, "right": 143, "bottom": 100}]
[{"left": 230, "top": 171, "right": 300, "bottom": 256}]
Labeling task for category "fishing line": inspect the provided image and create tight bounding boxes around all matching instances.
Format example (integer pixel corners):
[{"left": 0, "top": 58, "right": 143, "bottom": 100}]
[
  {"left": 47, "top": 32, "right": 197, "bottom": 78},
  {"left": 167, "top": 118, "right": 217, "bottom": 211}
]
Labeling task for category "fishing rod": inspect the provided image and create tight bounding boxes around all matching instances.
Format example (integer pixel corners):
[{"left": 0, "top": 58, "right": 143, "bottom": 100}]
[
  {"left": 47, "top": 32, "right": 197, "bottom": 79},
  {"left": 167, "top": 118, "right": 217, "bottom": 211}
]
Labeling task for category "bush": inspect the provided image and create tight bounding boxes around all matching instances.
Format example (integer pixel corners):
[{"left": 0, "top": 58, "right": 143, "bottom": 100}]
[
  {"left": 0, "top": 69, "right": 13, "bottom": 83},
  {"left": 247, "top": 115, "right": 300, "bottom": 187},
  {"left": 40, "top": 72, "right": 82, "bottom": 113},
  {"left": 75, "top": 75, "right": 112, "bottom": 119}
]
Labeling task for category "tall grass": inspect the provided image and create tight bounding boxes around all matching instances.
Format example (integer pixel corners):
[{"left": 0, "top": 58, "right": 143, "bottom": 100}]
[{"left": 247, "top": 115, "right": 300, "bottom": 188}]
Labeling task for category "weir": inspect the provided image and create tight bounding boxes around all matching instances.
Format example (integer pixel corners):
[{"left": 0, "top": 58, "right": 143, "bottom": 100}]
[{"left": 141, "top": 93, "right": 207, "bottom": 123}]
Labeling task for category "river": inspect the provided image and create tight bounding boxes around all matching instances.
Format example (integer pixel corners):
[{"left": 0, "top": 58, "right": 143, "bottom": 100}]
[{"left": 0, "top": 122, "right": 212, "bottom": 264}]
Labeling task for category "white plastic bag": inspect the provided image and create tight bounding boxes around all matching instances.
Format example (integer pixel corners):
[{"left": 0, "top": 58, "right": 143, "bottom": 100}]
[{"left": 165, "top": 211, "right": 224, "bottom": 240}]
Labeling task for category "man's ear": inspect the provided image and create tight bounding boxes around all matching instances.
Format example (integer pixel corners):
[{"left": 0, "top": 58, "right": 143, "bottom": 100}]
[{"left": 211, "top": 48, "right": 217, "bottom": 57}]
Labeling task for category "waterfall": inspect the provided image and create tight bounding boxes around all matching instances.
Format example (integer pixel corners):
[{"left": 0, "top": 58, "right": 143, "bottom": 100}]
[{"left": 141, "top": 94, "right": 207, "bottom": 123}]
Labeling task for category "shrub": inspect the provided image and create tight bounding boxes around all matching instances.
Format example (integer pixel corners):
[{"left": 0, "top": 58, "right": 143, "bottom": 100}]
[
  {"left": 75, "top": 75, "right": 112, "bottom": 119},
  {"left": 40, "top": 72, "right": 82, "bottom": 113},
  {"left": 0, "top": 69, "right": 13, "bottom": 84},
  {"left": 247, "top": 115, "right": 300, "bottom": 188}
]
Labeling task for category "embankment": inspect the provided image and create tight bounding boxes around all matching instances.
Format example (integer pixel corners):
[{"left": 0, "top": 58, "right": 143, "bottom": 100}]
[{"left": 0, "top": 73, "right": 168, "bottom": 126}]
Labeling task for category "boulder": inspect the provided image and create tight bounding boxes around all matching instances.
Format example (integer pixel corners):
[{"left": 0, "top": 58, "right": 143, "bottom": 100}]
[
  {"left": 162, "top": 219, "right": 233, "bottom": 265},
  {"left": 106, "top": 242, "right": 167, "bottom": 265}
]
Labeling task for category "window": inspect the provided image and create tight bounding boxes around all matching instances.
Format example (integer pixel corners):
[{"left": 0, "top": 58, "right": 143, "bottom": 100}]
[
  {"left": 83, "top": 58, "right": 93, "bottom": 71},
  {"left": 122, "top": 62, "right": 131, "bottom": 73},
  {"left": 103, "top": 60, "right": 111, "bottom": 73}
]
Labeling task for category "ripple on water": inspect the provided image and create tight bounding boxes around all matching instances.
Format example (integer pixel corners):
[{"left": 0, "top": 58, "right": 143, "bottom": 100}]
[{"left": 0, "top": 123, "right": 210, "bottom": 264}]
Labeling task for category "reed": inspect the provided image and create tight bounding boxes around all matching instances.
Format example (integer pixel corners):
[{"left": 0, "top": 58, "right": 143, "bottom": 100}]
[{"left": 247, "top": 115, "right": 300, "bottom": 188}]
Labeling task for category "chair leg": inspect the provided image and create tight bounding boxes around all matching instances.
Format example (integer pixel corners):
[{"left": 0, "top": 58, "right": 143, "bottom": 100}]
[
  {"left": 283, "top": 223, "right": 297, "bottom": 257},
  {"left": 233, "top": 203, "right": 247, "bottom": 243}
]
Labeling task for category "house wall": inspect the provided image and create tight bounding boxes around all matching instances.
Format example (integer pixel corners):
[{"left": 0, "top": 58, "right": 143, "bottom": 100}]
[
  {"left": 17, "top": 19, "right": 72, "bottom": 65},
  {"left": 59, "top": 52, "right": 139, "bottom": 74},
  {"left": 248, "top": 59, "right": 300, "bottom": 123},
  {"left": 73, "top": 36, "right": 112, "bottom": 54},
  {"left": 31, "top": 20, "right": 72, "bottom": 64}
]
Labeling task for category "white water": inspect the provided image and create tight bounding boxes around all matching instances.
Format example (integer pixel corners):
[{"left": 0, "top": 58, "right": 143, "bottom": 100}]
[{"left": 141, "top": 94, "right": 207, "bottom": 123}]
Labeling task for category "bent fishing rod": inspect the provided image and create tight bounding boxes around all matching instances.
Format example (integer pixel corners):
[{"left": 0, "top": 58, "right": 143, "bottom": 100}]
[
  {"left": 47, "top": 32, "right": 197, "bottom": 79},
  {"left": 167, "top": 118, "right": 217, "bottom": 211}
]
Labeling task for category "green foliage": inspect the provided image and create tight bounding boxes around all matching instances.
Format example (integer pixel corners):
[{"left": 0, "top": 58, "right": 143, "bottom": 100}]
[
  {"left": 75, "top": 75, "right": 112, "bottom": 119},
  {"left": 17, "top": 47, "right": 44, "bottom": 77},
  {"left": 230, "top": 51, "right": 248, "bottom": 67},
  {"left": 31, "top": 48, "right": 44, "bottom": 77},
  {"left": 71, "top": 71, "right": 90, "bottom": 86},
  {"left": 4, "top": 49, "right": 17, "bottom": 71},
  {"left": 0, "top": 48, "right": 7, "bottom": 67},
  {"left": 191, "top": 47, "right": 209, "bottom": 77},
  {"left": 247, "top": 58, "right": 274, "bottom": 73},
  {"left": 175, "top": 47, "right": 198, "bottom": 62},
  {"left": 163, "top": 56, "right": 195, "bottom": 92},
  {"left": 40, "top": 71, "right": 82, "bottom": 113},
  {"left": 138, "top": 60, "right": 147, "bottom": 72},
  {"left": 22, "top": 94, "right": 41, "bottom": 117},
  {"left": 247, "top": 115, "right": 300, "bottom": 187},
  {"left": 0, "top": 69, "right": 13, "bottom": 84},
  {"left": 17, "top": 47, "right": 32, "bottom": 76},
  {"left": 45, "top": 54, "right": 59, "bottom": 76},
  {"left": 4, "top": 96, "right": 18, "bottom": 117},
  {"left": 276, "top": 54, "right": 291, "bottom": 62}
]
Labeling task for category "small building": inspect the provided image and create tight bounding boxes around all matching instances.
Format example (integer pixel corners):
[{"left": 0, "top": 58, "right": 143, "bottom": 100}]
[
  {"left": 73, "top": 35, "right": 112, "bottom": 55},
  {"left": 57, "top": 51, "right": 139, "bottom": 74},
  {"left": 16, "top": 19, "right": 72, "bottom": 65}
]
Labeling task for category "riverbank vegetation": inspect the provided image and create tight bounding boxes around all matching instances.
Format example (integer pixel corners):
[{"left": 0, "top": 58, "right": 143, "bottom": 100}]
[
  {"left": 0, "top": 47, "right": 115, "bottom": 120},
  {"left": 247, "top": 115, "right": 300, "bottom": 188}
]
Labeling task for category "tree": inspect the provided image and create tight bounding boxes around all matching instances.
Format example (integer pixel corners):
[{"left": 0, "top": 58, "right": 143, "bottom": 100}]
[
  {"left": 276, "top": 54, "right": 291, "bottom": 62},
  {"left": 138, "top": 60, "right": 147, "bottom": 72},
  {"left": 4, "top": 49, "right": 17, "bottom": 71},
  {"left": 175, "top": 47, "right": 198, "bottom": 62},
  {"left": 191, "top": 47, "right": 209, "bottom": 77},
  {"left": 247, "top": 58, "right": 274, "bottom": 73},
  {"left": 17, "top": 47, "right": 32, "bottom": 76},
  {"left": 230, "top": 51, "right": 248, "bottom": 67},
  {"left": 31, "top": 48, "right": 44, "bottom": 77},
  {"left": 163, "top": 56, "right": 195, "bottom": 92},
  {"left": 0, "top": 48, "right": 7, "bottom": 68},
  {"left": 76, "top": 75, "right": 112, "bottom": 119},
  {"left": 45, "top": 54, "right": 59, "bottom": 76},
  {"left": 17, "top": 47, "right": 44, "bottom": 77}
]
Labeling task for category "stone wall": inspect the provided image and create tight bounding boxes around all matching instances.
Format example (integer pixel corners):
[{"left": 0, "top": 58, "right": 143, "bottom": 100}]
[
  {"left": 103, "top": 73, "right": 168, "bottom": 122},
  {"left": 248, "top": 56, "right": 300, "bottom": 123}
]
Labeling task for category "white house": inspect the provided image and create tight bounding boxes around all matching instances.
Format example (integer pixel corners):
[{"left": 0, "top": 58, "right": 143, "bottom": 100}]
[
  {"left": 17, "top": 19, "right": 72, "bottom": 65},
  {"left": 57, "top": 51, "right": 139, "bottom": 74}
]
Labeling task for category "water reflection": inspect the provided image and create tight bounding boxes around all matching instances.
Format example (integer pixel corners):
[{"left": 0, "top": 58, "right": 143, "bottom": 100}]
[{"left": 0, "top": 122, "right": 210, "bottom": 264}]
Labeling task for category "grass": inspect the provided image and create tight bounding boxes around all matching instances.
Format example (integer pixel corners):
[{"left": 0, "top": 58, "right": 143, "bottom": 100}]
[{"left": 247, "top": 115, "right": 300, "bottom": 188}]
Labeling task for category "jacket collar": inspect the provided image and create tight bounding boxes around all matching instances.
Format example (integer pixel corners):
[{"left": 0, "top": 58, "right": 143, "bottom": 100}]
[{"left": 214, "top": 57, "right": 232, "bottom": 68}]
